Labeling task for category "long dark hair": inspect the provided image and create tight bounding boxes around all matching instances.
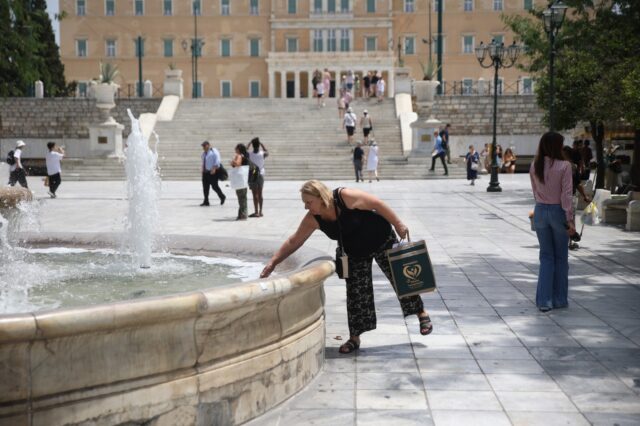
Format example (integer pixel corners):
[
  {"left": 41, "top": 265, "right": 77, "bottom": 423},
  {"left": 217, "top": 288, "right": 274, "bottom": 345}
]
[
  {"left": 250, "top": 137, "right": 261, "bottom": 153},
  {"left": 534, "top": 132, "right": 565, "bottom": 183},
  {"left": 235, "top": 143, "right": 248, "bottom": 160}
]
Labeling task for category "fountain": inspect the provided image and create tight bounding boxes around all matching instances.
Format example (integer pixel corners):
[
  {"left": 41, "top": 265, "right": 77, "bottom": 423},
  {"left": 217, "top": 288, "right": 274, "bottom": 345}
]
[{"left": 0, "top": 113, "right": 333, "bottom": 424}]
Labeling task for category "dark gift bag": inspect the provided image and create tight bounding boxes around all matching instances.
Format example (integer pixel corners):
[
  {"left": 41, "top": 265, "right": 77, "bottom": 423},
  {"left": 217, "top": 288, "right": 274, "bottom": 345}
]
[{"left": 386, "top": 235, "right": 436, "bottom": 298}]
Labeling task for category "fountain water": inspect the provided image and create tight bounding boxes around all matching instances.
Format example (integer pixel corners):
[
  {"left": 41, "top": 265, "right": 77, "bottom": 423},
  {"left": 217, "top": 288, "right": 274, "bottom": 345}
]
[{"left": 123, "top": 109, "right": 161, "bottom": 268}]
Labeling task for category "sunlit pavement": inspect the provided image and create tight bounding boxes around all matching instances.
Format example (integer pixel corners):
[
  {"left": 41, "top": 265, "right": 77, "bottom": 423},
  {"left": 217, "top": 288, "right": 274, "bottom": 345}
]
[{"left": 25, "top": 174, "right": 640, "bottom": 425}]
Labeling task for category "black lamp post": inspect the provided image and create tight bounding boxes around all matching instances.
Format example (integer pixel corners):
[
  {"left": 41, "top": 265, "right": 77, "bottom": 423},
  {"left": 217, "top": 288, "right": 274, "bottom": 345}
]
[
  {"left": 542, "top": 1, "right": 568, "bottom": 131},
  {"left": 182, "top": 1, "right": 203, "bottom": 98},
  {"left": 475, "top": 39, "right": 521, "bottom": 192}
]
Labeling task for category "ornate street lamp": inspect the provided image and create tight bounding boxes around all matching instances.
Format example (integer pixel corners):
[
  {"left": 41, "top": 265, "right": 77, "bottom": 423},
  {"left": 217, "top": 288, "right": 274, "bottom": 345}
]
[
  {"left": 542, "top": 1, "right": 568, "bottom": 131},
  {"left": 475, "top": 39, "right": 521, "bottom": 192}
]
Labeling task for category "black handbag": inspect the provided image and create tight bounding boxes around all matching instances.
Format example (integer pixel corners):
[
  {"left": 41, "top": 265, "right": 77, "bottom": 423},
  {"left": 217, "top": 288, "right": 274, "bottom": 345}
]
[
  {"left": 333, "top": 189, "right": 349, "bottom": 279},
  {"left": 216, "top": 164, "right": 228, "bottom": 181}
]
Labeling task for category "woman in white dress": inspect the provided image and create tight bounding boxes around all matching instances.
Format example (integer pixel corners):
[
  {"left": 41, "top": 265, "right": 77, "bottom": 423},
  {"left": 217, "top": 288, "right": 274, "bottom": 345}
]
[{"left": 366, "top": 140, "right": 380, "bottom": 182}]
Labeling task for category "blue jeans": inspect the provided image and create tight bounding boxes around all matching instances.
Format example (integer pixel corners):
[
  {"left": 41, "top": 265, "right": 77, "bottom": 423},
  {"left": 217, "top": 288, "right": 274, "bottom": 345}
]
[{"left": 534, "top": 203, "right": 569, "bottom": 309}]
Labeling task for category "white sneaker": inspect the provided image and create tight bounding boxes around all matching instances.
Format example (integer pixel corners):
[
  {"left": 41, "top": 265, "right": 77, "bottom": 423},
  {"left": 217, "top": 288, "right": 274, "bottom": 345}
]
[{"left": 48, "top": 191, "right": 56, "bottom": 198}]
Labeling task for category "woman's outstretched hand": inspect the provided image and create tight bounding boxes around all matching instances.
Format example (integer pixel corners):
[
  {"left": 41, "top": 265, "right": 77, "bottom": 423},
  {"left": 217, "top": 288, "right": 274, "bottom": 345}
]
[
  {"left": 395, "top": 222, "right": 409, "bottom": 240},
  {"left": 260, "top": 262, "right": 275, "bottom": 278}
]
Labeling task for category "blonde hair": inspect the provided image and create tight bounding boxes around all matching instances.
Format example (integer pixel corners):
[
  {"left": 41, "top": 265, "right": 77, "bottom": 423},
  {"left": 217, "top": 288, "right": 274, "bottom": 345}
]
[{"left": 300, "top": 180, "right": 332, "bottom": 208}]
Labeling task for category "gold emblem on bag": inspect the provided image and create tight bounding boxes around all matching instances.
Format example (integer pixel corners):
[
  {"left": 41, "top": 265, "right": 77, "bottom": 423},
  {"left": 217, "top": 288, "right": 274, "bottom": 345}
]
[{"left": 403, "top": 264, "right": 422, "bottom": 280}]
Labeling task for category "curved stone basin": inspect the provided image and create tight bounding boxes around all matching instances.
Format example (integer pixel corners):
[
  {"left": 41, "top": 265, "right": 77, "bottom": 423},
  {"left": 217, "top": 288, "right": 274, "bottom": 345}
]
[{"left": 0, "top": 233, "right": 333, "bottom": 426}]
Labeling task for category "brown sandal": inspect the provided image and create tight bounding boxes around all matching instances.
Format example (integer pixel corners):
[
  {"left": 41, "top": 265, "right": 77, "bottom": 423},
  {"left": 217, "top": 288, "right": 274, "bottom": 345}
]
[
  {"left": 419, "top": 315, "right": 433, "bottom": 336},
  {"left": 338, "top": 339, "right": 360, "bottom": 354}
]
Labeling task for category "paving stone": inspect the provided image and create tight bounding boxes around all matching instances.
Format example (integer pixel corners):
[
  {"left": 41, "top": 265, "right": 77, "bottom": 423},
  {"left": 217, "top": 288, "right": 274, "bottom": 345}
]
[
  {"left": 421, "top": 372, "right": 491, "bottom": 391},
  {"left": 507, "top": 412, "right": 590, "bottom": 426},
  {"left": 477, "top": 359, "right": 545, "bottom": 374},
  {"left": 583, "top": 412, "right": 640, "bottom": 426},
  {"left": 570, "top": 393, "right": 640, "bottom": 414},
  {"left": 426, "top": 390, "right": 502, "bottom": 411},
  {"left": 356, "top": 409, "right": 433, "bottom": 426},
  {"left": 357, "top": 390, "right": 428, "bottom": 410},
  {"left": 356, "top": 373, "right": 424, "bottom": 391},
  {"left": 485, "top": 373, "right": 561, "bottom": 392},
  {"left": 431, "top": 410, "right": 511, "bottom": 426},
  {"left": 496, "top": 391, "right": 578, "bottom": 412}
]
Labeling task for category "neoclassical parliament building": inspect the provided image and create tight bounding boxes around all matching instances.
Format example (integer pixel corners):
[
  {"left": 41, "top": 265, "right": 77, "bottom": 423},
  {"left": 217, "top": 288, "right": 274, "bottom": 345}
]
[{"left": 59, "top": 0, "right": 539, "bottom": 98}]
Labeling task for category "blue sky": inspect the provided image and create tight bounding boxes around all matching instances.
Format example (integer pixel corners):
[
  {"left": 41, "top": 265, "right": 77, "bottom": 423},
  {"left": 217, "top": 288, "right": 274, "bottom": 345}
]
[{"left": 46, "top": 0, "right": 60, "bottom": 45}]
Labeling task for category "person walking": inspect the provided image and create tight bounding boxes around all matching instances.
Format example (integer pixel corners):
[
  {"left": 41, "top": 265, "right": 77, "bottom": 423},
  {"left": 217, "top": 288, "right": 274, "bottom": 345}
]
[
  {"left": 376, "top": 75, "right": 385, "bottom": 102},
  {"left": 337, "top": 96, "right": 346, "bottom": 123},
  {"left": 429, "top": 131, "right": 448, "bottom": 175},
  {"left": 247, "top": 137, "right": 268, "bottom": 217},
  {"left": 366, "top": 140, "right": 380, "bottom": 182},
  {"left": 343, "top": 106, "right": 357, "bottom": 145},
  {"left": 8, "top": 140, "right": 28, "bottom": 188},
  {"left": 439, "top": 123, "right": 452, "bottom": 164},
  {"left": 316, "top": 79, "right": 325, "bottom": 107},
  {"left": 260, "top": 180, "right": 434, "bottom": 354},
  {"left": 530, "top": 132, "right": 574, "bottom": 312},
  {"left": 363, "top": 72, "right": 371, "bottom": 99},
  {"left": 465, "top": 145, "right": 480, "bottom": 185},
  {"left": 45, "top": 142, "right": 64, "bottom": 198},
  {"left": 360, "top": 109, "right": 373, "bottom": 145},
  {"left": 231, "top": 144, "right": 249, "bottom": 221},
  {"left": 353, "top": 141, "right": 365, "bottom": 182},
  {"left": 370, "top": 72, "right": 379, "bottom": 98},
  {"left": 323, "top": 68, "right": 331, "bottom": 99},
  {"left": 200, "top": 141, "right": 226, "bottom": 206}
]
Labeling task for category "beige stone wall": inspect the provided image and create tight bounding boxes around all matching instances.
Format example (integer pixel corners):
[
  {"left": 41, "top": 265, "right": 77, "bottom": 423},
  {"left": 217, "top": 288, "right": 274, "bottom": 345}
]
[{"left": 59, "top": 0, "right": 538, "bottom": 98}]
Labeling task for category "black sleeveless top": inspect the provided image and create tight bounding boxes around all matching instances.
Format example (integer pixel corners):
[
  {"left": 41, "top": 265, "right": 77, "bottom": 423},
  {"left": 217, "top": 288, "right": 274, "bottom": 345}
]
[{"left": 314, "top": 188, "right": 392, "bottom": 258}]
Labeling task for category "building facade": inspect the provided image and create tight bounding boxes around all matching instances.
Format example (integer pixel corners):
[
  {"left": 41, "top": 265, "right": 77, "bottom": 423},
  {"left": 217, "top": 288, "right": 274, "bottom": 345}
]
[{"left": 59, "top": 0, "right": 539, "bottom": 98}]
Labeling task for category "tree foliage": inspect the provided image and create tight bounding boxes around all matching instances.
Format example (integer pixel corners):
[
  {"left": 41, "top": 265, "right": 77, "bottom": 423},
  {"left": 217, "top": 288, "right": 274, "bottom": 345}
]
[
  {"left": 503, "top": 0, "right": 640, "bottom": 187},
  {"left": 0, "top": 0, "right": 68, "bottom": 97}
]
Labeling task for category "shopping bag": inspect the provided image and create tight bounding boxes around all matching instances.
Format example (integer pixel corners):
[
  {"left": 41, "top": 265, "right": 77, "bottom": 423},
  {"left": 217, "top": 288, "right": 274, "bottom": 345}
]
[
  {"left": 229, "top": 165, "right": 249, "bottom": 190},
  {"left": 581, "top": 201, "right": 599, "bottom": 225},
  {"left": 386, "top": 234, "right": 436, "bottom": 298}
]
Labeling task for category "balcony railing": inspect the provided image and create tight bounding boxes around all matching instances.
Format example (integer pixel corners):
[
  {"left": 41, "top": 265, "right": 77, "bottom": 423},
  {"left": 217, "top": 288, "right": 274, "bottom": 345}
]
[{"left": 441, "top": 80, "right": 535, "bottom": 96}]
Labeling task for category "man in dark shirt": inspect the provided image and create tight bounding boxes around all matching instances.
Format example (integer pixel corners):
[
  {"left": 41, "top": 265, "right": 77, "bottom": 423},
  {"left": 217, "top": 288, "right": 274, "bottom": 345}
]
[
  {"left": 571, "top": 140, "right": 585, "bottom": 177},
  {"left": 353, "top": 141, "right": 365, "bottom": 182},
  {"left": 439, "top": 123, "right": 451, "bottom": 164},
  {"left": 581, "top": 140, "right": 594, "bottom": 180}
]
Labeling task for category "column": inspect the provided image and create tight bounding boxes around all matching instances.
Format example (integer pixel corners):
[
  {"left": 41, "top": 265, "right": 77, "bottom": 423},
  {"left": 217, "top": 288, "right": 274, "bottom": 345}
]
[
  {"left": 280, "top": 71, "right": 287, "bottom": 98},
  {"left": 268, "top": 70, "right": 275, "bottom": 98},
  {"left": 334, "top": 69, "right": 341, "bottom": 98},
  {"left": 308, "top": 70, "right": 314, "bottom": 98},
  {"left": 388, "top": 68, "right": 395, "bottom": 98},
  {"left": 294, "top": 70, "right": 300, "bottom": 99}
]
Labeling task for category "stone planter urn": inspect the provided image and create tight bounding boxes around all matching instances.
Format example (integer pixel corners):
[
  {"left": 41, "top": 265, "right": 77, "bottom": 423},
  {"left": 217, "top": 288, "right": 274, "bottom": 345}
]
[
  {"left": 94, "top": 82, "right": 118, "bottom": 109},
  {"left": 164, "top": 68, "right": 184, "bottom": 99},
  {"left": 165, "top": 69, "right": 183, "bottom": 79},
  {"left": 414, "top": 80, "right": 440, "bottom": 104}
]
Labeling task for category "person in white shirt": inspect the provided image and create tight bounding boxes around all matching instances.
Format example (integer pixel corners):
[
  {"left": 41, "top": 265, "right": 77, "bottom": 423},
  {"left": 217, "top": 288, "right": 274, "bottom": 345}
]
[
  {"left": 45, "top": 141, "right": 64, "bottom": 198},
  {"left": 343, "top": 107, "right": 357, "bottom": 145},
  {"left": 247, "top": 137, "right": 268, "bottom": 217},
  {"left": 366, "top": 140, "right": 380, "bottom": 182},
  {"left": 316, "top": 81, "right": 325, "bottom": 107},
  {"left": 8, "top": 140, "right": 28, "bottom": 188},
  {"left": 376, "top": 76, "right": 385, "bottom": 102}
]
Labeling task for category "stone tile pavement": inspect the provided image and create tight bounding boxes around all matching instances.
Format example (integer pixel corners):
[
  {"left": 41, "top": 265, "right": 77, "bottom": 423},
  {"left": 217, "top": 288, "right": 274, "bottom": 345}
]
[{"left": 19, "top": 173, "right": 640, "bottom": 425}]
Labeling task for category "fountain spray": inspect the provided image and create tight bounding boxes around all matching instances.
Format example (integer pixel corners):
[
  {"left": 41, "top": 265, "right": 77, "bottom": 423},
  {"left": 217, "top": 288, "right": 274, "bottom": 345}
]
[{"left": 124, "top": 110, "right": 161, "bottom": 268}]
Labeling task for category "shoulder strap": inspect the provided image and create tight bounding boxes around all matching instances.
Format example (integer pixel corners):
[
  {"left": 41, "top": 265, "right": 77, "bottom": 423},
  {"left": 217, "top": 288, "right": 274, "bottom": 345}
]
[{"left": 333, "top": 188, "right": 346, "bottom": 253}]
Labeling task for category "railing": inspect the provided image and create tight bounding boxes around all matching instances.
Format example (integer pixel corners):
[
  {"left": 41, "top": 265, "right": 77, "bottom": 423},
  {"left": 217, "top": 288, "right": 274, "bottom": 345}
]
[
  {"left": 441, "top": 80, "right": 535, "bottom": 96},
  {"left": 115, "top": 84, "right": 164, "bottom": 99}
]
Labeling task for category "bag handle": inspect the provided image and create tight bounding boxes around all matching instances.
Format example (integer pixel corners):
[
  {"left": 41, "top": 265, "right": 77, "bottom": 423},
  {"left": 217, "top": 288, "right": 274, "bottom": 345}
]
[{"left": 333, "top": 188, "right": 346, "bottom": 255}]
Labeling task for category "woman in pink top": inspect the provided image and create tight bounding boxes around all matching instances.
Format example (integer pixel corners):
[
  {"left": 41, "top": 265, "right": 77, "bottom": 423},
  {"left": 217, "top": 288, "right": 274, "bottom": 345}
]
[{"left": 530, "top": 132, "right": 575, "bottom": 312}]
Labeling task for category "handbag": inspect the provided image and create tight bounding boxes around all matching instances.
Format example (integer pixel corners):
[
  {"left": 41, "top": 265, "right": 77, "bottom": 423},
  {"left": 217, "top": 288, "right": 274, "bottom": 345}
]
[
  {"left": 229, "top": 165, "right": 249, "bottom": 190},
  {"left": 470, "top": 162, "right": 479, "bottom": 171},
  {"left": 216, "top": 164, "right": 228, "bottom": 181},
  {"left": 386, "top": 231, "right": 436, "bottom": 298},
  {"left": 333, "top": 189, "right": 349, "bottom": 279}
]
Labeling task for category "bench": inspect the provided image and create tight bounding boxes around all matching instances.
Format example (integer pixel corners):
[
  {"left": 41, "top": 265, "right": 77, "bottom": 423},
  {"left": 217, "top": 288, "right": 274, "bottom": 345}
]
[{"left": 601, "top": 191, "right": 640, "bottom": 231}]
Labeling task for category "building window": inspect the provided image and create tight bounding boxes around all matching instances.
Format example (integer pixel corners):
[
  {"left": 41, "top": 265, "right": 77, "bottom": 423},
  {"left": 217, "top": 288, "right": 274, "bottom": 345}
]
[
  {"left": 366, "top": 0, "right": 375, "bottom": 13},
  {"left": 288, "top": 0, "right": 297, "bottom": 14},
  {"left": 404, "top": 0, "right": 414, "bottom": 13},
  {"left": 327, "top": 29, "right": 337, "bottom": 52},
  {"left": 193, "top": 0, "right": 201, "bottom": 15},
  {"left": 250, "top": 81, "right": 260, "bottom": 97},
  {"left": 462, "top": 79, "right": 473, "bottom": 95},
  {"left": 463, "top": 35, "right": 474, "bottom": 54},
  {"left": 328, "top": 0, "right": 336, "bottom": 13},
  {"left": 76, "top": 39, "right": 87, "bottom": 57},
  {"left": 404, "top": 36, "right": 415, "bottom": 55},
  {"left": 249, "top": 38, "right": 260, "bottom": 57},
  {"left": 163, "top": 39, "right": 173, "bottom": 57},
  {"left": 365, "top": 36, "right": 376, "bottom": 51},
  {"left": 221, "top": 0, "right": 230, "bottom": 15},
  {"left": 524, "top": 0, "right": 533, "bottom": 10},
  {"left": 313, "top": 30, "right": 323, "bottom": 52},
  {"left": 163, "top": 0, "right": 172, "bottom": 15},
  {"left": 340, "top": 29, "right": 350, "bottom": 51},
  {"left": 464, "top": 0, "right": 473, "bottom": 12},
  {"left": 106, "top": 39, "right": 116, "bottom": 57},
  {"left": 77, "top": 0, "right": 85, "bottom": 16},
  {"left": 521, "top": 77, "right": 533, "bottom": 94},
  {"left": 313, "top": 0, "right": 322, "bottom": 13},
  {"left": 433, "top": 0, "right": 444, "bottom": 11},
  {"left": 220, "top": 39, "right": 231, "bottom": 57},
  {"left": 134, "top": 38, "right": 145, "bottom": 57},
  {"left": 78, "top": 82, "right": 88, "bottom": 97},
  {"left": 105, "top": 0, "right": 114, "bottom": 16},
  {"left": 135, "top": 0, "right": 144, "bottom": 16},
  {"left": 286, "top": 37, "right": 298, "bottom": 52},
  {"left": 492, "top": 35, "right": 504, "bottom": 45},
  {"left": 493, "top": 0, "right": 503, "bottom": 11},
  {"left": 250, "top": 0, "right": 258, "bottom": 15},
  {"left": 221, "top": 81, "right": 232, "bottom": 97},
  {"left": 341, "top": 0, "right": 349, "bottom": 12}
]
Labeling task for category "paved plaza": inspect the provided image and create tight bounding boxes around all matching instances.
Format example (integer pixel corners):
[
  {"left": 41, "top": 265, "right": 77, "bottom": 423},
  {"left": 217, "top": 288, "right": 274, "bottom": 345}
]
[{"left": 22, "top": 173, "right": 640, "bottom": 425}]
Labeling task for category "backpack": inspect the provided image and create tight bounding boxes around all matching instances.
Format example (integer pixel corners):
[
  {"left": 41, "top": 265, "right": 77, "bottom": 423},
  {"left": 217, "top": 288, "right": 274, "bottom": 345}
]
[
  {"left": 248, "top": 160, "right": 260, "bottom": 184},
  {"left": 6, "top": 150, "right": 15, "bottom": 165}
]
